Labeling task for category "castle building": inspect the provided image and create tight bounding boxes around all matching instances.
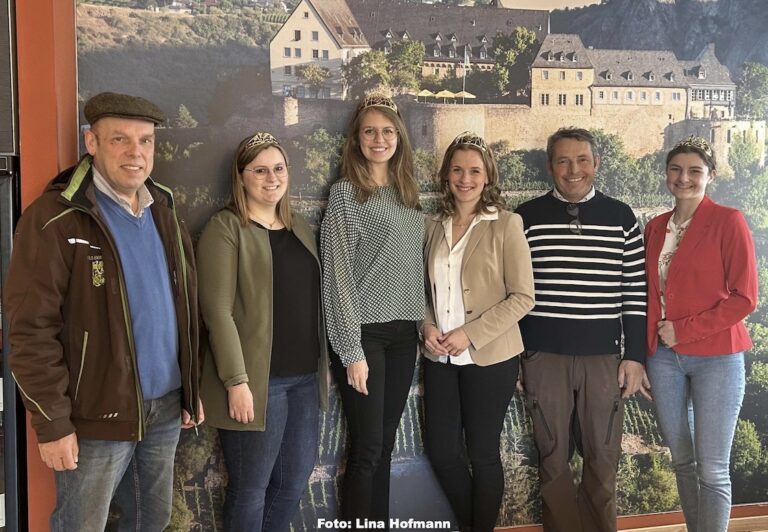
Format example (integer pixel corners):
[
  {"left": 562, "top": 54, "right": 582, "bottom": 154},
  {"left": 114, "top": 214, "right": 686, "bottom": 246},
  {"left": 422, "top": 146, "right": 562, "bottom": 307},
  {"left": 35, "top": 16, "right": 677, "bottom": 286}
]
[
  {"left": 269, "top": 0, "right": 369, "bottom": 100},
  {"left": 526, "top": 33, "right": 757, "bottom": 166},
  {"left": 531, "top": 34, "right": 734, "bottom": 122},
  {"left": 267, "top": 5, "right": 762, "bottom": 170},
  {"left": 346, "top": 0, "right": 548, "bottom": 80},
  {"left": 269, "top": 0, "right": 549, "bottom": 98}
]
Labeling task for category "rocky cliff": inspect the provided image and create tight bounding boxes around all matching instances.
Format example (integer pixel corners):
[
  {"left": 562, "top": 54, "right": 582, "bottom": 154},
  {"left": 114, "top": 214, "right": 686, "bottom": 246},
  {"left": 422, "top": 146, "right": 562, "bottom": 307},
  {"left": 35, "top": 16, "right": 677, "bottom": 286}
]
[{"left": 550, "top": 0, "right": 768, "bottom": 78}]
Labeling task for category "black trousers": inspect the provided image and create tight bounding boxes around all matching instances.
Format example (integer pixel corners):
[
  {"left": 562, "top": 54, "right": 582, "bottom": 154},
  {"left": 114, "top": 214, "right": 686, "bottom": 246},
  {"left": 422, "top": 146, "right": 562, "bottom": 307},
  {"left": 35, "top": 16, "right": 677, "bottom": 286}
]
[
  {"left": 423, "top": 356, "right": 518, "bottom": 532},
  {"left": 331, "top": 320, "right": 418, "bottom": 528}
]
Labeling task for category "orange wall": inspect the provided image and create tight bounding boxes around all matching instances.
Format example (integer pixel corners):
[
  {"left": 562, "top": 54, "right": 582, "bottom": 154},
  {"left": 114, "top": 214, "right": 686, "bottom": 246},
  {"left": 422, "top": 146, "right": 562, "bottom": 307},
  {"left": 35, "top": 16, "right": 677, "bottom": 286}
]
[
  {"left": 17, "top": 0, "right": 78, "bottom": 207},
  {"left": 15, "top": 1, "right": 78, "bottom": 530}
]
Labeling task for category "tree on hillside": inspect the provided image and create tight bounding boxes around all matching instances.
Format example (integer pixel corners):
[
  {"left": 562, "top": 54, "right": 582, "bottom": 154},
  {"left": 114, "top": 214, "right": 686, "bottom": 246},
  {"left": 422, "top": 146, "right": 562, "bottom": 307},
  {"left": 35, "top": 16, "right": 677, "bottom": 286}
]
[
  {"left": 731, "top": 419, "right": 768, "bottom": 503},
  {"left": 755, "top": 257, "right": 768, "bottom": 325},
  {"left": 464, "top": 69, "right": 497, "bottom": 100},
  {"left": 296, "top": 63, "right": 331, "bottom": 97},
  {"left": 748, "top": 321, "right": 768, "bottom": 360},
  {"left": 172, "top": 104, "right": 198, "bottom": 128},
  {"left": 715, "top": 136, "right": 768, "bottom": 229},
  {"left": 626, "top": 454, "right": 679, "bottom": 514},
  {"left": 298, "top": 128, "right": 344, "bottom": 193},
  {"left": 414, "top": 148, "right": 438, "bottom": 192},
  {"left": 389, "top": 41, "right": 425, "bottom": 95},
  {"left": 421, "top": 68, "right": 462, "bottom": 93},
  {"left": 342, "top": 50, "right": 391, "bottom": 100},
  {"left": 736, "top": 62, "right": 768, "bottom": 121},
  {"left": 590, "top": 129, "right": 635, "bottom": 196},
  {"left": 743, "top": 361, "right": 768, "bottom": 431},
  {"left": 518, "top": 149, "right": 550, "bottom": 186},
  {"left": 491, "top": 27, "right": 538, "bottom": 97},
  {"left": 728, "top": 133, "right": 762, "bottom": 175},
  {"left": 490, "top": 140, "right": 529, "bottom": 189},
  {"left": 589, "top": 129, "right": 664, "bottom": 200}
]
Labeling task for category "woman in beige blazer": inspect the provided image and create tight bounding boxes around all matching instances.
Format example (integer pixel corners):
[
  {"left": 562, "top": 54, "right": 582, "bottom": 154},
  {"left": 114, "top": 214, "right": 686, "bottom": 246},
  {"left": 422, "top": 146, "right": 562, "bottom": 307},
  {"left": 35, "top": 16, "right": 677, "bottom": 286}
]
[
  {"left": 197, "top": 132, "right": 328, "bottom": 531},
  {"left": 422, "top": 132, "right": 534, "bottom": 532}
]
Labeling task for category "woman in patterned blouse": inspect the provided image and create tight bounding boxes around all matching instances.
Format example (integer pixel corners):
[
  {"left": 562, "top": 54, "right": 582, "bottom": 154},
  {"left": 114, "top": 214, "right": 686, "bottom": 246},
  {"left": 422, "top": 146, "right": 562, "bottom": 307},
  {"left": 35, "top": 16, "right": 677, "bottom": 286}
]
[
  {"left": 320, "top": 93, "right": 424, "bottom": 527},
  {"left": 643, "top": 136, "right": 758, "bottom": 532}
]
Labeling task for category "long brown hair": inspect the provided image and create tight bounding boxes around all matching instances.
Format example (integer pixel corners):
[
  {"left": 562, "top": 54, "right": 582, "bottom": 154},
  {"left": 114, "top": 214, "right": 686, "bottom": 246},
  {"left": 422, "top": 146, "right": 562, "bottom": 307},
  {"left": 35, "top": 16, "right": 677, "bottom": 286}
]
[
  {"left": 340, "top": 98, "right": 419, "bottom": 209},
  {"left": 437, "top": 133, "right": 504, "bottom": 218},
  {"left": 229, "top": 132, "right": 293, "bottom": 229}
]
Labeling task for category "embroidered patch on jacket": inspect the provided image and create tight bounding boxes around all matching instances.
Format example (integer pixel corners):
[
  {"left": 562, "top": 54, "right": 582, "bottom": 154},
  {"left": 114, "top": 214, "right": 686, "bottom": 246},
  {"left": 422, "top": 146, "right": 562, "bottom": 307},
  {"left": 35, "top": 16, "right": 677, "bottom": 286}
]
[{"left": 91, "top": 258, "right": 105, "bottom": 287}]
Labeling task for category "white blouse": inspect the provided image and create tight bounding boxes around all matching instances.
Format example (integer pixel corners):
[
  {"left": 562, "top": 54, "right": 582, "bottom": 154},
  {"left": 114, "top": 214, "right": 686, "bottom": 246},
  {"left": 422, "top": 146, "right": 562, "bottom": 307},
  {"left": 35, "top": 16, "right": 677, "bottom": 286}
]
[
  {"left": 426, "top": 209, "right": 499, "bottom": 366},
  {"left": 658, "top": 215, "right": 692, "bottom": 319}
]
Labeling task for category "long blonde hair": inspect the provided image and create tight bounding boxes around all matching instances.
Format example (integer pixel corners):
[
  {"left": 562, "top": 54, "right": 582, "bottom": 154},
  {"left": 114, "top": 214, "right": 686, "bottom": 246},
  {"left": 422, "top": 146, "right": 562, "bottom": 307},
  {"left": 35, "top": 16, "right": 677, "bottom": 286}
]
[
  {"left": 340, "top": 99, "right": 419, "bottom": 209},
  {"left": 229, "top": 133, "right": 293, "bottom": 229}
]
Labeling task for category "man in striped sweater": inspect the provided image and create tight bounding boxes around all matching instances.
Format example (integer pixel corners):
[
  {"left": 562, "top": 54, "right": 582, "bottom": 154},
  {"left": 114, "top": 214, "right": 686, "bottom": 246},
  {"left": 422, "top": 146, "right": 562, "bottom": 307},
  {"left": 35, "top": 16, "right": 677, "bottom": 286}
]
[{"left": 515, "top": 128, "right": 650, "bottom": 532}]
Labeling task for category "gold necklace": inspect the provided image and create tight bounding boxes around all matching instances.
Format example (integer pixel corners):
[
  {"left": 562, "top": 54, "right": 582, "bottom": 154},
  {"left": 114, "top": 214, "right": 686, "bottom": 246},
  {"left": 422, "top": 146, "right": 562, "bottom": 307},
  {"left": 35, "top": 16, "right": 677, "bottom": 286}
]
[{"left": 250, "top": 212, "right": 279, "bottom": 229}]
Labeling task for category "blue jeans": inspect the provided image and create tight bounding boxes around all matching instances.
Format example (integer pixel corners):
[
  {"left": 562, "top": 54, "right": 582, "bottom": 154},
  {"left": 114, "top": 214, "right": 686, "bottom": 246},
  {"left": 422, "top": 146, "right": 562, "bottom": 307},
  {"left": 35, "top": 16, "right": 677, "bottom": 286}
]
[
  {"left": 647, "top": 346, "right": 745, "bottom": 532},
  {"left": 219, "top": 373, "right": 320, "bottom": 532},
  {"left": 51, "top": 389, "right": 182, "bottom": 532}
]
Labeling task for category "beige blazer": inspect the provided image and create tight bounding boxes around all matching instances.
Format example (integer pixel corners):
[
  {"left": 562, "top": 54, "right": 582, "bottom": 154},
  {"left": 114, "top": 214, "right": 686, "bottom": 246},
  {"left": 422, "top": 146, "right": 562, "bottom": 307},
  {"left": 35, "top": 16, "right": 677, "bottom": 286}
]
[{"left": 423, "top": 209, "right": 535, "bottom": 366}]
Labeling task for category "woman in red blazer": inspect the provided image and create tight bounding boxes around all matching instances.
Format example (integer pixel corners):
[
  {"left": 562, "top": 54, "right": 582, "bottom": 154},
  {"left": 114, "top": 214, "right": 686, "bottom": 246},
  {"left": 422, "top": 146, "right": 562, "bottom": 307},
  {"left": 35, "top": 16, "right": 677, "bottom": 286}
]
[{"left": 644, "top": 136, "right": 758, "bottom": 532}]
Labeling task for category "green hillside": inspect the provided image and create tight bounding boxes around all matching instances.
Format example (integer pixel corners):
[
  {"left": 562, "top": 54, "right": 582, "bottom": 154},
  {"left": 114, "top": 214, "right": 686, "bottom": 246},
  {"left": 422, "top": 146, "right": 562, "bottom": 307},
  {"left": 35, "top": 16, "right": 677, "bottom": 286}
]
[{"left": 77, "top": 4, "right": 280, "bottom": 123}]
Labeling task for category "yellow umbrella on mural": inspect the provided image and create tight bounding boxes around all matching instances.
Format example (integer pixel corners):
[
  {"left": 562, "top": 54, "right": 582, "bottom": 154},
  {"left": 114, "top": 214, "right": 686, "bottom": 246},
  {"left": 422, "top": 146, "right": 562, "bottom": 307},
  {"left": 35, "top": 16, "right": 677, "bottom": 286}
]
[
  {"left": 454, "top": 90, "right": 476, "bottom": 104},
  {"left": 416, "top": 89, "right": 435, "bottom": 102},
  {"left": 434, "top": 89, "right": 455, "bottom": 103}
]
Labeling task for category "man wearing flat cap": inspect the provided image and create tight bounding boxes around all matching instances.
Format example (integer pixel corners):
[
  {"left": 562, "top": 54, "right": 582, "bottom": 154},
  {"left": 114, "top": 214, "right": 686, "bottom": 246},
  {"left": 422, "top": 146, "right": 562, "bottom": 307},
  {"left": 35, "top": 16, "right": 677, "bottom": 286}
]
[{"left": 4, "top": 91, "right": 203, "bottom": 531}]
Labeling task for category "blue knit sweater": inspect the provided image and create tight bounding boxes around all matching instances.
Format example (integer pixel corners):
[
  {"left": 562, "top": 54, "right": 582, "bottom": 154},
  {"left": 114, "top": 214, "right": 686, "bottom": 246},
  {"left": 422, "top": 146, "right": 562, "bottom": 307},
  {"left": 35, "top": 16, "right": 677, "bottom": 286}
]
[{"left": 96, "top": 189, "right": 181, "bottom": 399}]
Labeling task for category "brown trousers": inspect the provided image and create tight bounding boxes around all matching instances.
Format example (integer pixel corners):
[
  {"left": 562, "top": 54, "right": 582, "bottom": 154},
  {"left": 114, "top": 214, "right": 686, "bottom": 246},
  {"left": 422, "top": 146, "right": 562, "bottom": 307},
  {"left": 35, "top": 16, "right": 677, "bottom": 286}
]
[{"left": 521, "top": 351, "right": 624, "bottom": 532}]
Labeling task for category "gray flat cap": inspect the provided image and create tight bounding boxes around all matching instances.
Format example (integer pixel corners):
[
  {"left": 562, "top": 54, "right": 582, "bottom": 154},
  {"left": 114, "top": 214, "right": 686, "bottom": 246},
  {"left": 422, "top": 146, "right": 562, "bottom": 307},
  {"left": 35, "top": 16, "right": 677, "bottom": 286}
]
[{"left": 84, "top": 92, "right": 166, "bottom": 125}]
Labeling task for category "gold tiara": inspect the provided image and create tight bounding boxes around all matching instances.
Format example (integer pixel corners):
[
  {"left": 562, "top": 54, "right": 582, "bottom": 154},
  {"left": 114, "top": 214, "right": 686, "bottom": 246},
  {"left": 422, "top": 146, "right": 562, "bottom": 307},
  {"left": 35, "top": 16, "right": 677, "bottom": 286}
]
[
  {"left": 361, "top": 93, "right": 398, "bottom": 113},
  {"left": 674, "top": 136, "right": 713, "bottom": 158},
  {"left": 452, "top": 131, "right": 487, "bottom": 152},
  {"left": 245, "top": 132, "right": 279, "bottom": 149}
]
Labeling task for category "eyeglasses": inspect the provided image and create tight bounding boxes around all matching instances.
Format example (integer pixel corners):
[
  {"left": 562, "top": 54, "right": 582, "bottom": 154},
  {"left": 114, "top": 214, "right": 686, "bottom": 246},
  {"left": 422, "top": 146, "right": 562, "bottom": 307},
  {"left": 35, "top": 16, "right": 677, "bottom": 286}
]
[
  {"left": 361, "top": 127, "right": 397, "bottom": 140},
  {"left": 567, "top": 203, "right": 582, "bottom": 235},
  {"left": 242, "top": 164, "right": 288, "bottom": 180}
]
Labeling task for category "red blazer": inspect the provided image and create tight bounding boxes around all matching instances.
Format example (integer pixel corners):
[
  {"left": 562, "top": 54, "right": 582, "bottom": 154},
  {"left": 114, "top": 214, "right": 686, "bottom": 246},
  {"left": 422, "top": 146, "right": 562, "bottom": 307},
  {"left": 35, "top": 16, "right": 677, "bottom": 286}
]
[{"left": 644, "top": 196, "right": 758, "bottom": 357}]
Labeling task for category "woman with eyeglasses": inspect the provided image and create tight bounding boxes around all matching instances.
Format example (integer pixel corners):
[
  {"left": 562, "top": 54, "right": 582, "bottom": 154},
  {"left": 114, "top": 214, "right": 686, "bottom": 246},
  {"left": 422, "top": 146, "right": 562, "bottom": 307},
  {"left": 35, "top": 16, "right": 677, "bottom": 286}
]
[
  {"left": 421, "top": 132, "right": 534, "bottom": 532},
  {"left": 320, "top": 93, "right": 424, "bottom": 527},
  {"left": 644, "top": 136, "right": 757, "bottom": 532},
  {"left": 197, "top": 132, "right": 328, "bottom": 531}
]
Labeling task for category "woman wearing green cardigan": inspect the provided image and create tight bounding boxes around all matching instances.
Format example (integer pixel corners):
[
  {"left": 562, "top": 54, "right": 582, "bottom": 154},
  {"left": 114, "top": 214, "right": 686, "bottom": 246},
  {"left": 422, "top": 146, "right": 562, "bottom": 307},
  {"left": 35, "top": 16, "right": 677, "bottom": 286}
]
[{"left": 197, "top": 132, "right": 329, "bottom": 531}]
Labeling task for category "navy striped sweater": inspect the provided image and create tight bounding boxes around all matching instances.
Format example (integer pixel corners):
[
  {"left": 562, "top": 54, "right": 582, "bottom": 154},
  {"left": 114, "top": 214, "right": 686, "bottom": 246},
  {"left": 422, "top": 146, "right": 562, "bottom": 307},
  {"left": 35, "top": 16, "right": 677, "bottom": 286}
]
[{"left": 515, "top": 190, "right": 647, "bottom": 362}]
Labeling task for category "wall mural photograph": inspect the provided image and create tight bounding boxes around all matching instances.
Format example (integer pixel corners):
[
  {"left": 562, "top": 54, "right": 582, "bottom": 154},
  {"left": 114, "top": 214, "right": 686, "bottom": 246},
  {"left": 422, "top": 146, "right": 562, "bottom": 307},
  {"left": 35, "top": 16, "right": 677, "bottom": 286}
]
[{"left": 75, "top": 0, "right": 768, "bottom": 529}]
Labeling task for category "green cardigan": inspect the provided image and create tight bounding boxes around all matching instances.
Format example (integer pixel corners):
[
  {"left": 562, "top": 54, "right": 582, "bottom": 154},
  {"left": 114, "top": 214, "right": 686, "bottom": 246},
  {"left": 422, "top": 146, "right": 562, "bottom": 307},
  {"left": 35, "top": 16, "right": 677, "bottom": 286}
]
[{"left": 197, "top": 208, "right": 329, "bottom": 431}]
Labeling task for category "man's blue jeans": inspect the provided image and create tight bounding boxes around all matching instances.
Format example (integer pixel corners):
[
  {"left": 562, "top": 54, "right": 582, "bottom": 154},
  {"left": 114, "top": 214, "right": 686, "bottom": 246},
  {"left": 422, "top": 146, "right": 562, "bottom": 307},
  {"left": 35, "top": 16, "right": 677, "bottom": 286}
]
[
  {"left": 51, "top": 389, "right": 182, "bottom": 532},
  {"left": 219, "top": 373, "right": 320, "bottom": 532},
  {"left": 647, "top": 346, "right": 745, "bottom": 532}
]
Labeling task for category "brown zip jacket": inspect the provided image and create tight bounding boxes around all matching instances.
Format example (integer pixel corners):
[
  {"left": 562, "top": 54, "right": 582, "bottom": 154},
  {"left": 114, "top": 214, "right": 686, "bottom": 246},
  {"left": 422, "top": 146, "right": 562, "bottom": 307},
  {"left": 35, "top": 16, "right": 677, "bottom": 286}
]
[{"left": 5, "top": 156, "right": 200, "bottom": 443}]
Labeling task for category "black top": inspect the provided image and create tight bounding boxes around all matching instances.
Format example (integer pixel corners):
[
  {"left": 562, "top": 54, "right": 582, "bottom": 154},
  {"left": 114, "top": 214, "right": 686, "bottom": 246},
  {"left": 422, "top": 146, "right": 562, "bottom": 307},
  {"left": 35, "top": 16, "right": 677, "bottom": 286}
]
[{"left": 258, "top": 223, "right": 321, "bottom": 376}]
